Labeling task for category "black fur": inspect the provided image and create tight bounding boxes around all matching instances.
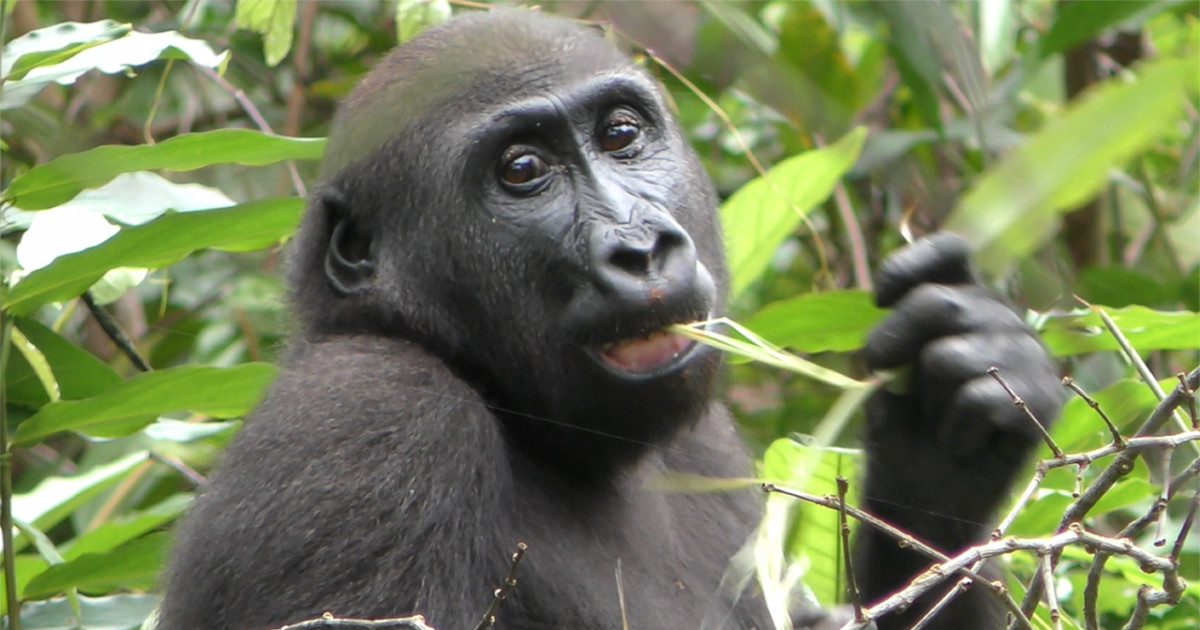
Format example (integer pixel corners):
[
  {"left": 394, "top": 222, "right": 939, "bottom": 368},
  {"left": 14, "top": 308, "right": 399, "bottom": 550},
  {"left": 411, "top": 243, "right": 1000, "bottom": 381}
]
[{"left": 160, "top": 11, "right": 1061, "bottom": 630}]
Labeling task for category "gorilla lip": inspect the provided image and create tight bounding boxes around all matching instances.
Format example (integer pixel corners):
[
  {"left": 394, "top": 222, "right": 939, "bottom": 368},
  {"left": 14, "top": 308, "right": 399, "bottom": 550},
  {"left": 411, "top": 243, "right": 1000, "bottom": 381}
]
[{"left": 598, "top": 329, "right": 697, "bottom": 374}]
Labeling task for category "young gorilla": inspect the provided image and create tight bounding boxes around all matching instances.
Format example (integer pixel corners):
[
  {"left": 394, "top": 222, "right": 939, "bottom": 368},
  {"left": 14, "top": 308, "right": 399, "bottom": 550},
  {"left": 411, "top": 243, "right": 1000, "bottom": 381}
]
[{"left": 160, "top": 11, "right": 1061, "bottom": 630}]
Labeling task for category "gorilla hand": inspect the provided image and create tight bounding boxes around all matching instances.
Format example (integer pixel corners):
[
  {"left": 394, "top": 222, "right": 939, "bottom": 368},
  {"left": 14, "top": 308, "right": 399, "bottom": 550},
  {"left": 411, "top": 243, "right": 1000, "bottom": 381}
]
[{"left": 853, "top": 233, "right": 1062, "bottom": 629}]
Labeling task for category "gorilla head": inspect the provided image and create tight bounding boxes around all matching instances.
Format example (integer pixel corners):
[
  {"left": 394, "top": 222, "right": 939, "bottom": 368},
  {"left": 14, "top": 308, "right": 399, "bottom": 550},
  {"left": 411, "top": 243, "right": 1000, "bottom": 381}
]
[{"left": 289, "top": 12, "right": 726, "bottom": 472}]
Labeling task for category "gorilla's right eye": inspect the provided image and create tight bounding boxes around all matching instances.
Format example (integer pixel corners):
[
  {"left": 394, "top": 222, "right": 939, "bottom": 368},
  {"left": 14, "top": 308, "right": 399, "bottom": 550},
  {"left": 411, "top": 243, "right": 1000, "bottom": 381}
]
[{"left": 499, "top": 147, "right": 551, "bottom": 192}]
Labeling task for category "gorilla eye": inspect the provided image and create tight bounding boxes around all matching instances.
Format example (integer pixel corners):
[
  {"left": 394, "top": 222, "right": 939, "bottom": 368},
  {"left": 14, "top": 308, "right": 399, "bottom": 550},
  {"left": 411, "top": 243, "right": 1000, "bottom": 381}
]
[
  {"left": 498, "top": 148, "right": 551, "bottom": 192},
  {"left": 599, "top": 109, "right": 642, "bottom": 155}
]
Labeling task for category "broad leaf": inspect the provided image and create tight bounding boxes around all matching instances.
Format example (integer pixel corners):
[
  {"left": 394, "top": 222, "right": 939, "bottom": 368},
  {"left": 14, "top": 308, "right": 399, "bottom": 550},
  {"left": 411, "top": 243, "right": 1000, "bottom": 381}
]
[
  {"left": 13, "top": 363, "right": 277, "bottom": 445},
  {"left": 2, "top": 24, "right": 227, "bottom": 110},
  {"left": 23, "top": 532, "right": 170, "bottom": 599},
  {"left": 11, "top": 452, "right": 147, "bottom": 535},
  {"left": 721, "top": 127, "right": 866, "bottom": 297},
  {"left": 236, "top": 0, "right": 298, "bottom": 66},
  {"left": 3, "top": 197, "right": 303, "bottom": 316},
  {"left": 741, "top": 290, "right": 886, "bottom": 354},
  {"left": 1039, "top": 306, "right": 1199, "bottom": 356},
  {"left": 945, "top": 55, "right": 1200, "bottom": 276},
  {"left": 2, "top": 130, "right": 323, "bottom": 210}
]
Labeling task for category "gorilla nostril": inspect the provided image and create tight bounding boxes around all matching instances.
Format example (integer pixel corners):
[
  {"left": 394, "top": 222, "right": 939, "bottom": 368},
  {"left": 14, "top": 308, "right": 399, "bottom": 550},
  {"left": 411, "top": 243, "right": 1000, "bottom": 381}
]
[{"left": 610, "top": 247, "right": 653, "bottom": 276}]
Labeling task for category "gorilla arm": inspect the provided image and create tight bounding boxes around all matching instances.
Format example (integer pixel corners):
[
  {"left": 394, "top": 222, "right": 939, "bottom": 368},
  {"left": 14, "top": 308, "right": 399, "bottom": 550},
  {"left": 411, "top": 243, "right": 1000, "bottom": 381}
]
[
  {"left": 158, "top": 336, "right": 513, "bottom": 630},
  {"left": 853, "top": 234, "right": 1063, "bottom": 629}
]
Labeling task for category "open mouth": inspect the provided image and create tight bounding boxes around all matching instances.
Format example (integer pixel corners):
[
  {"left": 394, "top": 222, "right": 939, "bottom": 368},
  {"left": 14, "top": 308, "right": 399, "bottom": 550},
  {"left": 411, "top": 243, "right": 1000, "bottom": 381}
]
[{"left": 593, "top": 319, "right": 711, "bottom": 377}]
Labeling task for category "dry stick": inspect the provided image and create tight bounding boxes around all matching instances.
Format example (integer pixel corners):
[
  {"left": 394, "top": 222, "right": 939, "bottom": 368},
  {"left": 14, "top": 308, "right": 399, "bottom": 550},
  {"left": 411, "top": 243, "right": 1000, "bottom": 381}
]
[
  {"left": 1178, "top": 372, "right": 1198, "bottom": 428},
  {"left": 836, "top": 477, "right": 867, "bottom": 623},
  {"left": 906, "top": 577, "right": 971, "bottom": 630},
  {"left": 473, "top": 542, "right": 528, "bottom": 630},
  {"left": 192, "top": 65, "right": 306, "bottom": 197},
  {"left": 1154, "top": 445, "right": 1174, "bottom": 546},
  {"left": 81, "top": 292, "right": 152, "bottom": 372},
  {"left": 275, "top": 614, "right": 433, "bottom": 630},
  {"left": 1039, "top": 554, "right": 1062, "bottom": 630},
  {"left": 987, "top": 367, "right": 1062, "bottom": 457},
  {"left": 1062, "top": 377, "right": 1125, "bottom": 446},
  {"left": 761, "top": 484, "right": 1033, "bottom": 630},
  {"left": 1015, "top": 368, "right": 1200, "bottom": 622},
  {"left": 1089, "top": 301, "right": 1197, "bottom": 449},
  {"left": 837, "top": 525, "right": 1171, "bottom": 630}
]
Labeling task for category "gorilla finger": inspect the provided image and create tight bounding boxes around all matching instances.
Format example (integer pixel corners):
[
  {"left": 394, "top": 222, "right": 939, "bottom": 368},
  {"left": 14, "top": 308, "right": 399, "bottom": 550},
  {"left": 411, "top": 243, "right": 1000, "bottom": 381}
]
[
  {"left": 874, "top": 233, "right": 975, "bottom": 308},
  {"left": 865, "top": 285, "right": 1026, "bottom": 371},
  {"left": 939, "top": 374, "right": 1063, "bottom": 458},
  {"left": 913, "top": 332, "right": 1038, "bottom": 422}
]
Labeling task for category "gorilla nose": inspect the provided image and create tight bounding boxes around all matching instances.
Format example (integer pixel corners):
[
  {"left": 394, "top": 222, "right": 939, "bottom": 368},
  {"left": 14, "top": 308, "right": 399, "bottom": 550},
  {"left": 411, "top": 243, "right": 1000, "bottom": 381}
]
[{"left": 591, "top": 222, "right": 698, "bottom": 303}]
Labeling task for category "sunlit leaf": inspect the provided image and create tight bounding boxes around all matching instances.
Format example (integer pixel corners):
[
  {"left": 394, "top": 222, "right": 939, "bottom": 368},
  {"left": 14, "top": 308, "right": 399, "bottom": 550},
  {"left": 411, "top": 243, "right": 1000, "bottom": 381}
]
[
  {"left": 721, "top": 127, "right": 866, "bottom": 297},
  {"left": 1, "top": 20, "right": 128, "bottom": 77},
  {"left": 236, "top": 0, "right": 297, "bottom": 67},
  {"left": 23, "top": 532, "right": 170, "bottom": 599},
  {"left": 1, "top": 24, "right": 227, "bottom": 110},
  {"left": 2, "top": 130, "right": 323, "bottom": 210},
  {"left": 3, "top": 197, "right": 303, "bottom": 316},
  {"left": 945, "top": 55, "right": 1200, "bottom": 276},
  {"left": 13, "top": 363, "right": 277, "bottom": 445},
  {"left": 1039, "top": 305, "right": 1199, "bottom": 356},
  {"left": 741, "top": 290, "right": 886, "bottom": 353},
  {"left": 10, "top": 452, "right": 147, "bottom": 535},
  {"left": 396, "top": 0, "right": 452, "bottom": 43}
]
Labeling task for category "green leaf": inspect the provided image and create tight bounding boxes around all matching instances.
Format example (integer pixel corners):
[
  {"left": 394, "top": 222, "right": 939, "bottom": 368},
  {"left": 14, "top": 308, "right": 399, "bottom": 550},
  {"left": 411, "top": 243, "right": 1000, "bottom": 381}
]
[
  {"left": 13, "top": 363, "right": 277, "bottom": 445},
  {"left": 741, "top": 290, "right": 886, "bottom": 354},
  {"left": 62, "top": 495, "right": 190, "bottom": 560},
  {"left": 1039, "top": 306, "right": 1200, "bottom": 356},
  {"left": 759, "top": 438, "right": 860, "bottom": 607},
  {"left": 11, "top": 452, "right": 147, "bottom": 535},
  {"left": 1039, "top": 0, "right": 1162, "bottom": 60},
  {"left": 1, "top": 20, "right": 128, "bottom": 74},
  {"left": 10, "top": 313, "right": 132, "bottom": 411},
  {"left": 23, "top": 532, "right": 170, "bottom": 599},
  {"left": 236, "top": 0, "right": 297, "bottom": 67},
  {"left": 945, "top": 55, "right": 1200, "bottom": 276},
  {"left": 2, "top": 26, "right": 228, "bottom": 110},
  {"left": 396, "top": 0, "right": 452, "bottom": 43},
  {"left": 2, "top": 130, "right": 323, "bottom": 210},
  {"left": 1052, "top": 379, "right": 1160, "bottom": 451},
  {"left": 16, "top": 594, "right": 160, "bottom": 630},
  {"left": 3, "top": 197, "right": 304, "bottom": 316},
  {"left": 721, "top": 127, "right": 866, "bottom": 297}
]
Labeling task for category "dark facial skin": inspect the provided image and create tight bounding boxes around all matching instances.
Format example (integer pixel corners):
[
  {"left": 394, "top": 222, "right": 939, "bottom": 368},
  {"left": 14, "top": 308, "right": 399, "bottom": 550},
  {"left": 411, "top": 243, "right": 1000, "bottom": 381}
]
[{"left": 159, "top": 10, "right": 1062, "bottom": 630}]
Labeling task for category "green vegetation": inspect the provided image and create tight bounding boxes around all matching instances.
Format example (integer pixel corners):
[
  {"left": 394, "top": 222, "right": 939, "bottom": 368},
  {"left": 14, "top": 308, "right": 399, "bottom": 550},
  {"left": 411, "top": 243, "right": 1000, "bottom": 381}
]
[{"left": 1, "top": 1, "right": 1197, "bottom": 628}]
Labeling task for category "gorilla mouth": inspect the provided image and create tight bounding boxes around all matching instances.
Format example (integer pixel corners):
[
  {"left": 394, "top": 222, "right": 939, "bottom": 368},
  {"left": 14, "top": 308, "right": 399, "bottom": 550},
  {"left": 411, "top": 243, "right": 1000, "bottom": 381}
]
[{"left": 597, "top": 328, "right": 698, "bottom": 376}]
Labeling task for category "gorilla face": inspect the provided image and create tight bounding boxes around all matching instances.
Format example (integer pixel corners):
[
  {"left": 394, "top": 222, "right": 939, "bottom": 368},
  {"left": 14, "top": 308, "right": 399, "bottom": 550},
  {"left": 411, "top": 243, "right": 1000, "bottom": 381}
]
[{"left": 291, "top": 12, "right": 728, "bottom": 468}]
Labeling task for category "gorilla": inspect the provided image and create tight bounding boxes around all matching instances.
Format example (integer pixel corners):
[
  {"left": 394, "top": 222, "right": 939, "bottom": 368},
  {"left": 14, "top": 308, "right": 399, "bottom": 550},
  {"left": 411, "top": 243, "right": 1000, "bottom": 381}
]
[{"left": 160, "top": 10, "right": 1061, "bottom": 630}]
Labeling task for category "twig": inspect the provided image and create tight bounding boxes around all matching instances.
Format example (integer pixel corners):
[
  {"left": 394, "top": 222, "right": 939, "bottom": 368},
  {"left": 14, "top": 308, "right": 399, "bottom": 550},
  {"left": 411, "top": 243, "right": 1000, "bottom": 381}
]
[
  {"left": 274, "top": 614, "right": 433, "bottom": 630},
  {"left": 193, "top": 65, "right": 307, "bottom": 197},
  {"left": 1178, "top": 372, "right": 1198, "bottom": 428},
  {"left": 81, "top": 292, "right": 152, "bottom": 372},
  {"left": 763, "top": 484, "right": 1032, "bottom": 629},
  {"left": 1040, "top": 554, "right": 1062, "bottom": 630},
  {"left": 473, "top": 542, "right": 527, "bottom": 630},
  {"left": 988, "top": 367, "right": 1061, "bottom": 457},
  {"left": 1063, "top": 377, "right": 1125, "bottom": 446},
  {"left": 1018, "top": 368, "right": 1200, "bottom": 620},
  {"left": 0, "top": 319, "right": 20, "bottom": 630},
  {"left": 836, "top": 477, "right": 866, "bottom": 622}
]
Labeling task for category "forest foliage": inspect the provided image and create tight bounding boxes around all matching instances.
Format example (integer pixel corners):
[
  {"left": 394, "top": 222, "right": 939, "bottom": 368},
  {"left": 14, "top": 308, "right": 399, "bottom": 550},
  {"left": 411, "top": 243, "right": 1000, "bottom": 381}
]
[{"left": 0, "top": 1, "right": 1197, "bottom": 629}]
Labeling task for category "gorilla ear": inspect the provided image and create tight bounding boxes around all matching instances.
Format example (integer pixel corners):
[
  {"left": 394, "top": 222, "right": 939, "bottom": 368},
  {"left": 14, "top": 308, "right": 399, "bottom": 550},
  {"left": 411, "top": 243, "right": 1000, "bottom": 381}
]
[{"left": 320, "top": 189, "right": 376, "bottom": 295}]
